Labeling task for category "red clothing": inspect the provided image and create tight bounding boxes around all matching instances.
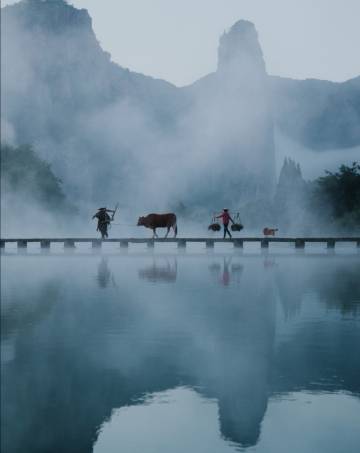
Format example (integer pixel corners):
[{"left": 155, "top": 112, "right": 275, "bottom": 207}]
[
  {"left": 216, "top": 212, "right": 232, "bottom": 225},
  {"left": 221, "top": 270, "right": 230, "bottom": 286}
]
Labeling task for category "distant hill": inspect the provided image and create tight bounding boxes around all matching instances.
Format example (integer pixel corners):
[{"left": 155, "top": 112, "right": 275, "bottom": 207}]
[
  {"left": 271, "top": 76, "right": 360, "bottom": 150},
  {"left": 1, "top": 143, "right": 71, "bottom": 213},
  {"left": 1, "top": 0, "right": 359, "bottom": 213}
]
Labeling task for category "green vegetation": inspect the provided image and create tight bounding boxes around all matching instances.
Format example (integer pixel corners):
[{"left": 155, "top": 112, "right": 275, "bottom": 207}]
[
  {"left": 242, "top": 159, "right": 360, "bottom": 233},
  {"left": 309, "top": 162, "right": 360, "bottom": 231},
  {"left": 1, "top": 143, "right": 73, "bottom": 214}
]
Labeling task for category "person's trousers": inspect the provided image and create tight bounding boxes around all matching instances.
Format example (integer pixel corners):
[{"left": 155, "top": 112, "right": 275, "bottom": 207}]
[{"left": 223, "top": 223, "right": 232, "bottom": 239}]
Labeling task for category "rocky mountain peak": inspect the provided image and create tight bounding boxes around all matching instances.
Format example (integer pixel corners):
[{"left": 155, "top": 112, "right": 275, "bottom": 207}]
[{"left": 217, "top": 20, "right": 266, "bottom": 75}]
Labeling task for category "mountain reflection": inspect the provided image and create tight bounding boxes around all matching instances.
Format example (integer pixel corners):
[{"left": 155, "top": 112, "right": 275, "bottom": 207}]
[{"left": 1, "top": 255, "right": 360, "bottom": 453}]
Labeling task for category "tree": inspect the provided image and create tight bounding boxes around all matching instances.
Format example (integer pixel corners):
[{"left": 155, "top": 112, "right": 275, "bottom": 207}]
[
  {"left": 1, "top": 143, "right": 73, "bottom": 213},
  {"left": 310, "top": 162, "right": 360, "bottom": 229}
]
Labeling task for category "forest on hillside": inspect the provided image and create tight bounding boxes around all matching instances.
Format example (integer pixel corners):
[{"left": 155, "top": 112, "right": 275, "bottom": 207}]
[{"left": 1, "top": 143, "right": 73, "bottom": 216}]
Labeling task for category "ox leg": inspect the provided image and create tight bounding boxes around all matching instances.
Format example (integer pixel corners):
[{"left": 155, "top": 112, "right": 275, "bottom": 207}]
[
  {"left": 152, "top": 228, "right": 158, "bottom": 238},
  {"left": 165, "top": 227, "right": 170, "bottom": 238}
]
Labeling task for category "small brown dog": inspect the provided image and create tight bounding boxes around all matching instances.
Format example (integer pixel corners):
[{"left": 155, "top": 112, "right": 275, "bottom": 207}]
[{"left": 263, "top": 227, "right": 278, "bottom": 236}]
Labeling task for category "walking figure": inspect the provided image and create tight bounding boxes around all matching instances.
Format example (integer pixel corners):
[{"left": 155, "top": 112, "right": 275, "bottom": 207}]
[
  {"left": 216, "top": 209, "right": 234, "bottom": 239},
  {"left": 92, "top": 207, "right": 116, "bottom": 239}
]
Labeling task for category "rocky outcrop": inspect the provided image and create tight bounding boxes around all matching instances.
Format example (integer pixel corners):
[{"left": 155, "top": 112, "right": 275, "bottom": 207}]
[{"left": 184, "top": 20, "right": 276, "bottom": 205}]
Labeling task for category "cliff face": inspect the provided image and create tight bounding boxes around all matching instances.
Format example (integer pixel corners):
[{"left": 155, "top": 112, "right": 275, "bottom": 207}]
[
  {"left": 1, "top": 0, "right": 358, "bottom": 212},
  {"left": 184, "top": 20, "right": 276, "bottom": 204},
  {"left": 2, "top": 0, "right": 181, "bottom": 144}
]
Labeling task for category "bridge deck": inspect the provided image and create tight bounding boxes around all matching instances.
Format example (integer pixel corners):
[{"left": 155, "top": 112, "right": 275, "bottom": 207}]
[{"left": 1, "top": 237, "right": 360, "bottom": 249}]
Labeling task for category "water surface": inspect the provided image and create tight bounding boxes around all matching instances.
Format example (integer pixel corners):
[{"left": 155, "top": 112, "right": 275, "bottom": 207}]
[{"left": 1, "top": 251, "right": 360, "bottom": 453}]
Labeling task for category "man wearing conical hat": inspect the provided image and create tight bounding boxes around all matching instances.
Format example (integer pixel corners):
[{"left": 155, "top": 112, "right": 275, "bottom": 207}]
[{"left": 92, "top": 207, "right": 115, "bottom": 239}]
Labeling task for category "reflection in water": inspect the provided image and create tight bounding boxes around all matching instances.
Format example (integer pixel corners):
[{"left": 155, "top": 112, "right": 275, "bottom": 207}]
[
  {"left": 97, "top": 258, "right": 116, "bottom": 288},
  {"left": 209, "top": 258, "right": 244, "bottom": 286},
  {"left": 1, "top": 255, "right": 360, "bottom": 453},
  {"left": 138, "top": 258, "right": 177, "bottom": 283},
  {"left": 263, "top": 257, "right": 278, "bottom": 269}
]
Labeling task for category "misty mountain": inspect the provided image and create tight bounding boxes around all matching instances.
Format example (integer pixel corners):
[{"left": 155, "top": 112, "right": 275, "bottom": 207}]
[
  {"left": 271, "top": 75, "right": 360, "bottom": 150},
  {"left": 1, "top": 0, "right": 185, "bottom": 144},
  {"left": 1, "top": 0, "right": 359, "bottom": 216}
]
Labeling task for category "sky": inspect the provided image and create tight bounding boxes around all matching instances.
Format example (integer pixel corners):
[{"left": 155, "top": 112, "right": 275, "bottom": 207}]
[{"left": 2, "top": 0, "right": 360, "bottom": 86}]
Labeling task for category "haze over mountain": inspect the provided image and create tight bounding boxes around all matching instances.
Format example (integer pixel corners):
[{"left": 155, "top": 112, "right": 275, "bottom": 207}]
[{"left": 1, "top": 0, "right": 359, "bottom": 218}]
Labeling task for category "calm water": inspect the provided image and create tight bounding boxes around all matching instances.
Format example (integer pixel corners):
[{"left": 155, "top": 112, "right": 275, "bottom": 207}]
[{"left": 1, "top": 249, "right": 360, "bottom": 453}]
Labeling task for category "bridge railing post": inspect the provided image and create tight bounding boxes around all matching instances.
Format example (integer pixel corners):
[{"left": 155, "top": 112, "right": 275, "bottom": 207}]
[
  {"left": 233, "top": 239, "right": 243, "bottom": 249},
  {"left": 0, "top": 240, "right": 5, "bottom": 249},
  {"left": 147, "top": 240, "right": 154, "bottom": 249},
  {"left": 119, "top": 240, "right": 129, "bottom": 249}
]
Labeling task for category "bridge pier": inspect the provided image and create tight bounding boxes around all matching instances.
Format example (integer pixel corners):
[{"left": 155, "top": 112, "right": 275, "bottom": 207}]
[
  {"left": 261, "top": 239, "right": 269, "bottom": 249},
  {"left": 295, "top": 239, "right": 305, "bottom": 249},
  {"left": 327, "top": 239, "right": 336, "bottom": 249},
  {"left": 17, "top": 240, "right": 27, "bottom": 249},
  {"left": 206, "top": 240, "right": 214, "bottom": 249},
  {"left": 233, "top": 239, "right": 243, "bottom": 249},
  {"left": 92, "top": 240, "right": 101, "bottom": 250},
  {"left": 41, "top": 240, "right": 50, "bottom": 249},
  {"left": 177, "top": 239, "right": 186, "bottom": 249},
  {"left": 64, "top": 240, "right": 75, "bottom": 249},
  {"left": 119, "top": 240, "right": 129, "bottom": 249}
]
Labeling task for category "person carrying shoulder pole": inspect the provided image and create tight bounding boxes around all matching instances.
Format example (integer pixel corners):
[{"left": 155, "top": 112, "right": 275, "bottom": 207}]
[
  {"left": 216, "top": 209, "right": 234, "bottom": 239},
  {"left": 92, "top": 207, "right": 116, "bottom": 239}
]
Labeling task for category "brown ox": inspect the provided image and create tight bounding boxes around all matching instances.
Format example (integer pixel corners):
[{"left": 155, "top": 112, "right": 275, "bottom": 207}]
[{"left": 137, "top": 213, "right": 178, "bottom": 238}]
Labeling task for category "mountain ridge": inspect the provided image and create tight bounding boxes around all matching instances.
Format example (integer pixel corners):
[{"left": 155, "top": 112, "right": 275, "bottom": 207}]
[{"left": 1, "top": 0, "right": 359, "bottom": 211}]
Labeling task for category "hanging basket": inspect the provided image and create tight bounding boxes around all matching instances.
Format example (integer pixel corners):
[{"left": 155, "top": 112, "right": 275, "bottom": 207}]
[
  {"left": 231, "top": 223, "right": 243, "bottom": 232},
  {"left": 208, "top": 213, "right": 221, "bottom": 232},
  {"left": 231, "top": 212, "right": 243, "bottom": 232},
  {"left": 208, "top": 223, "right": 221, "bottom": 232}
]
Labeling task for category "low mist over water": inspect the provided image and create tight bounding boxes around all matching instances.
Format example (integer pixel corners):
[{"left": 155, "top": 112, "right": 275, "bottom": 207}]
[
  {"left": 1, "top": 251, "right": 360, "bottom": 453},
  {"left": 1, "top": 2, "right": 359, "bottom": 452}
]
